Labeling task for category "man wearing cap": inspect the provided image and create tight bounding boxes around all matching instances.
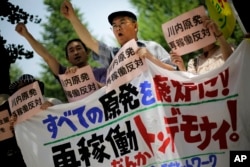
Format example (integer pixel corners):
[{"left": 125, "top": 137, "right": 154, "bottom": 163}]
[{"left": 61, "top": 0, "right": 177, "bottom": 70}]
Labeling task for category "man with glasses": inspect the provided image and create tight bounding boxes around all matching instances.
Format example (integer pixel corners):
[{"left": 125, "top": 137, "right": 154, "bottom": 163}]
[{"left": 61, "top": 0, "right": 177, "bottom": 70}]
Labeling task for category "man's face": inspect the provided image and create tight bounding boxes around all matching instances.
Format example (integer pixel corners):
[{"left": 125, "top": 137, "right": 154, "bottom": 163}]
[
  {"left": 111, "top": 16, "right": 138, "bottom": 46},
  {"left": 66, "top": 41, "right": 88, "bottom": 67}
]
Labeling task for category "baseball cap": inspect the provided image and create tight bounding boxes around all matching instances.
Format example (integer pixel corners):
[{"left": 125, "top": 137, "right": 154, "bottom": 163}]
[
  {"left": 9, "top": 74, "right": 44, "bottom": 95},
  {"left": 108, "top": 11, "right": 137, "bottom": 25}
]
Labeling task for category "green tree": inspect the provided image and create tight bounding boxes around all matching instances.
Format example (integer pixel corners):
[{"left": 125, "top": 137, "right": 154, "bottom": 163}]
[
  {"left": 40, "top": 0, "right": 99, "bottom": 102},
  {"left": 130, "top": 0, "right": 244, "bottom": 65},
  {"left": 10, "top": 64, "right": 23, "bottom": 82}
]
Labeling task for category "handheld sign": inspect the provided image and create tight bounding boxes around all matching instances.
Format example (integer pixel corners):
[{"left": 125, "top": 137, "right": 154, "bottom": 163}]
[
  {"left": 162, "top": 6, "right": 216, "bottom": 56},
  {"left": 59, "top": 65, "right": 99, "bottom": 102},
  {"left": 8, "top": 81, "right": 44, "bottom": 124},
  {"left": 106, "top": 39, "right": 148, "bottom": 92}
]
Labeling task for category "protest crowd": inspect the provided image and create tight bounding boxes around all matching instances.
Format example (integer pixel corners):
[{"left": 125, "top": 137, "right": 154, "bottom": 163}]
[{"left": 1, "top": 0, "right": 249, "bottom": 166}]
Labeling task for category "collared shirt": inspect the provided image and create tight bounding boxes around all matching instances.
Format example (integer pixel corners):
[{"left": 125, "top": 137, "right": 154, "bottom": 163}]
[{"left": 92, "top": 40, "right": 173, "bottom": 68}]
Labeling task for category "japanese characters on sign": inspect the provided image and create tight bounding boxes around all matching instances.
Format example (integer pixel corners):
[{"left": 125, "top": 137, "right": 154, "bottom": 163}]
[
  {"left": 0, "top": 109, "right": 14, "bottom": 141},
  {"left": 59, "top": 65, "right": 99, "bottom": 102},
  {"left": 39, "top": 67, "right": 238, "bottom": 166},
  {"left": 106, "top": 39, "right": 148, "bottom": 92},
  {"left": 8, "top": 81, "right": 44, "bottom": 124},
  {"left": 162, "top": 6, "right": 216, "bottom": 55}
]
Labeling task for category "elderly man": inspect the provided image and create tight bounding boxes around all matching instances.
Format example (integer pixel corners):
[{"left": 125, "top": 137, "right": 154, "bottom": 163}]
[{"left": 60, "top": 0, "right": 177, "bottom": 70}]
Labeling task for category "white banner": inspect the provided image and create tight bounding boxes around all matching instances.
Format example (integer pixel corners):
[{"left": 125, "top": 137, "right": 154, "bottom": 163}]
[{"left": 15, "top": 39, "right": 250, "bottom": 167}]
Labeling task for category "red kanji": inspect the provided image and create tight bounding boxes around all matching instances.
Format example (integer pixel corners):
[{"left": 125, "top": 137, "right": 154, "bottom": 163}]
[
  {"left": 134, "top": 115, "right": 155, "bottom": 155},
  {"left": 180, "top": 115, "right": 202, "bottom": 143},
  {"left": 197, "top": 116, "right": 217, "bottom": 150},
  {"left": 153, "top": 75, "right": 171, "bottom": 102},
  {"left": 171, "top": 80, "right": 197, "bottom": 102},
  {"left": 158, "top": 108, "right": 180, "bottom": 153}
]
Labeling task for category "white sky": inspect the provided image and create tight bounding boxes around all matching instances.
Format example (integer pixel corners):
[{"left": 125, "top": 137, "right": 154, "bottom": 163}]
[{"left": 0, "top": 0, "right": 137, "bottom": 78}]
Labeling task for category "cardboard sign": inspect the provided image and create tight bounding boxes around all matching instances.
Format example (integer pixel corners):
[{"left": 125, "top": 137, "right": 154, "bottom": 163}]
[
  {"left": 162, "top": 6, "right": 216, "bottom": 55},
  {"left": 0, "top": 109, "right": 13, "bottom": 141},
  {"left": 59, "top": 65, "right": 99, "bottom": 102},
  {"left": 106, "top": 39, "right": 148, "bottom": 92},
  {"left": 8, "top": 81, "right": 44, "bottom": 124}
]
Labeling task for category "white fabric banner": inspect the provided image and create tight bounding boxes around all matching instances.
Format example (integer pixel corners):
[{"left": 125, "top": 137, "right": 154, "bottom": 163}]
[{"left": 15, "top": 39, "right": 250, "bottom": 167}]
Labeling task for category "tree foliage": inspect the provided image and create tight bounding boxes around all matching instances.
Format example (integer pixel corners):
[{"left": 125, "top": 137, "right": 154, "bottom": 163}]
[
  {"left": 10, "top": 64, "right": 23, "bottom": 82},
  {"left": 0, "top": 0, "right": 42, "bottom": 64},
  {"left": 129, "top": 0, "right": 244, "bottom": 65}
]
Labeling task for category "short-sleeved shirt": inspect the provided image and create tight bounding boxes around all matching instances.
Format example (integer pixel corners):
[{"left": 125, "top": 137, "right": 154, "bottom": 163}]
[
  {"left": 92, "top": 40, "right": 173, "bottom": 68},
  {"left": 56, "top": 64, "right": 107, "bottom": 84}
]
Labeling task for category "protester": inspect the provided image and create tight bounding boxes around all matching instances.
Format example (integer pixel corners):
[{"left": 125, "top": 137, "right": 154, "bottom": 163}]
[
  {"left": 0, "top": 94, "right": 27, "bottom": 167},
  {"left": 60, "top": 0, "right": 177, "bottom": 70},
  {"left": 9, "top": 74, "right": 62, "bottom": 126},
  {"left": 170, "top": 16, "right": 234, "bottom": 75},
  {"left": 15, "top": 23, "right": 107, "bottom": 87}
]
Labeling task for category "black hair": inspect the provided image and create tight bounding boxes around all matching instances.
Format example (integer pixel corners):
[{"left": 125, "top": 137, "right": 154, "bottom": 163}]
[{"left": 64, "top": 38, "right": 88, "bottom": 58}]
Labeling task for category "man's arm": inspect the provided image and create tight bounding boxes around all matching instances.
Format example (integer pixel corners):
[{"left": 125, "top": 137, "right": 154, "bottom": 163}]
[
  {"left": 216, "top": 34, "right": 234, "bottom": 60},
  {"left": 61, "top": 0, "right": 99, "bottom": 54},
  {"left": 137, "top": 47, "right": 176, "bottom": 71},
  {"left": 15, "top": 23, "right": 61, "bottom": 75},
  {"left": 170, "top": 51, "right": 187, "bottom": 71}
]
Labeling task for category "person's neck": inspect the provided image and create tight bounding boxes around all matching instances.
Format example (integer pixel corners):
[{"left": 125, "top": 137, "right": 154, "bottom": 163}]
[
  {"left": 120, "top": 37, "right": 138, "bottom": 47},
  {"left": 77, "top": 63, "right": 88, "bottom": 68}
]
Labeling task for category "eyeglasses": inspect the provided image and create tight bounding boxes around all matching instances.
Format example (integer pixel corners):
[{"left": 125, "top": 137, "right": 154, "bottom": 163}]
[{"left": 110, "top": 21, "right": 130, "bottom": 31}]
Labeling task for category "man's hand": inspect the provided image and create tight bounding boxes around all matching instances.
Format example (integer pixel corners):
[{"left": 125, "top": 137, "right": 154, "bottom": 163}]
[
  {"left": 15, "top": 22, "right": 29, "bottom": 37},
  {"left": 40, "top": 101, "right": 54, "bottom": 110},
  {"left": 65, "top": 66, "right": 78, "bottom": 74},
  {"left": 136, "top": 47, "right": 153, "bottom": 60},
  {"left": 170, "top": 51, "right": 186, "bottom": 71},
  {"left": 202, "top": 16, "right": 222, "bottom": 37},
  {"left": 60, "top": 0, "right": 75, "bottom": 20}
]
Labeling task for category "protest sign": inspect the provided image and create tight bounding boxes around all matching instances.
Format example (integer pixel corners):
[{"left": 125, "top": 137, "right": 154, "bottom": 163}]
[
  {"left": 59, "top": 65, "right": 99, "bottom": 102},
  {"left": 162, "top": 6, "right": 216, "bottom": 55}
]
